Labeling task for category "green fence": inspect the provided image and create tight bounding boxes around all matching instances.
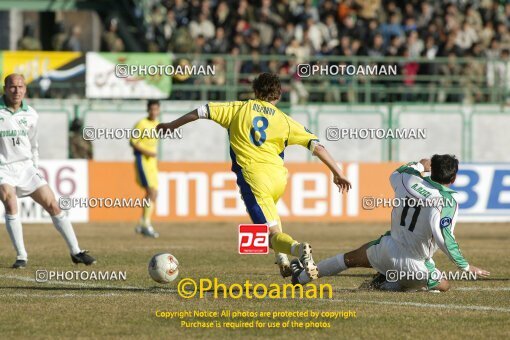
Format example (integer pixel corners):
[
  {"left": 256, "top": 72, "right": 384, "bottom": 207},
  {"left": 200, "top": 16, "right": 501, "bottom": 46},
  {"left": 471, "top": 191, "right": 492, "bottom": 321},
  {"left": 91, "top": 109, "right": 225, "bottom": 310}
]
[
  {"left": 165, "top": 54, "right": 509, "bottom": 105},
  {"left": 14, "top": 53, "right": 510, "bottom": 105}
]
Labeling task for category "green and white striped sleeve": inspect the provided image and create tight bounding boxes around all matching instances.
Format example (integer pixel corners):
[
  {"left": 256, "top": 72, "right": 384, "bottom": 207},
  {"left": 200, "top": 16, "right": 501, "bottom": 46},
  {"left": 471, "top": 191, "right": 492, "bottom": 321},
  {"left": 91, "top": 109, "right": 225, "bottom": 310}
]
[
  {"left": 431, "top": 195, "right": 469, "bottom": 271},
  {"left": 390, "top": 161, "right": 425, "bottom": 190},
  {"left": 396, "top": 161, "right": 425, "bottom": 176}
]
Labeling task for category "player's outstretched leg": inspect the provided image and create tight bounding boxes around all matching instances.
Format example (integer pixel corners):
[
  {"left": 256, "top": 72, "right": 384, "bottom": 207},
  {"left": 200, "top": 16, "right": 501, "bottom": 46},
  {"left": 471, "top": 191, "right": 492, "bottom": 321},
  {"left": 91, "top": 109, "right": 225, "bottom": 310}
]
[
  {"left": 291, "top": 253, "right": 348, "bottom": 284},
  {"left": 270, "top": 232, "right": 318, "bottom": 280},
  {"left": 30, "top": 185, "right": 96, "bottom": 265},
  {"left": 291, "top": 242, "right": 372, "bottom": 284},
  {"left": 0, "top": 184, "right": 28, "bottom": 268},
  {"left": 50, "top": 212, "right": 96, "bottom": 265}
]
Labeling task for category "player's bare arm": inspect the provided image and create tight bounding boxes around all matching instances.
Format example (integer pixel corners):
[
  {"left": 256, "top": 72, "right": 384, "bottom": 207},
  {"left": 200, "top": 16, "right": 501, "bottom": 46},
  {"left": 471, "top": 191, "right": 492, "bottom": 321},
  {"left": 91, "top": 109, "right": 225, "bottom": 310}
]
[
  {"left": 469, "top": 266, "right": 490, "bottom": 277},
  {"left": 291, "top": 155, "right": 491, "bottom": 292},
  {"left": 313, "top": 144, "right": 351, "bottom": 193},
  {"left": 156, "top": 110, "right": 199, "bottom": 133},
  {"left": 3, "top": 4, "right": 510, "bottom": 336}
]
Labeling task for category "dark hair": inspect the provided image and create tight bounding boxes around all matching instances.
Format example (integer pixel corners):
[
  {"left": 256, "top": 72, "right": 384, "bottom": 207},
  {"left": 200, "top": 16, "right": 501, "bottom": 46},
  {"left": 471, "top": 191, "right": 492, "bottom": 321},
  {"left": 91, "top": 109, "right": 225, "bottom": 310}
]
[
  {"left": 252, "top": 73, "right": 281, "bottom": 102},
  {"left": 147, "top": 99, "right": 160, "bottom": 110},
  {"left": 431, "top": 154, "right": 459, "bottom": 185}
]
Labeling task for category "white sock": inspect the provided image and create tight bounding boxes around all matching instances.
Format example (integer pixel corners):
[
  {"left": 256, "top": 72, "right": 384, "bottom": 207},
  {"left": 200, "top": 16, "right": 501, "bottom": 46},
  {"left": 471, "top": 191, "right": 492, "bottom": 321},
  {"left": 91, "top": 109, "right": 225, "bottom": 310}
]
[
  {"left": 299, "top": 253, "right": 348, "bottom": 284},
  {"left": 5, "top": 214, "right": 28, "bottom": 261},
  {"left": 318, "top": 253, "right": 348, "bottom": 276},
  {"left": 51, "top": 212, "right": 81, "bottom": 255},
  {"left": 290, "top": 242, "right": 300, "bottom": 257}
]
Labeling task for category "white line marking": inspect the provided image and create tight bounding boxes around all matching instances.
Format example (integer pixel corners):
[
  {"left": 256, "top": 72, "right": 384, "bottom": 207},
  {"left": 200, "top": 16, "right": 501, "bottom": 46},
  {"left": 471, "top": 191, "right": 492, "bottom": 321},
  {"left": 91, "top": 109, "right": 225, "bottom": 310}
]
[
  {"left": 1, "top": 274, "right": 509, "bottom": 311},
  {"left": 331, "top": 287, "right": 510, "bottom": 292},
  {"left": 0, "top": 274, "right": 180, "bottom": 295},
  {"left": 0, "top": 292, "right": 124, "bottom": 298},
  {"left": 455, "top": 287, "right": 510, "bottom": 291},
  {"left": 2, "top": 273, "right": 509, "bottom": 294},
  {"left": 3, "top": 273, "right": 509, "bottom": 294},
  {"left": 324, "top": 298, "right": 510, "bottom": 313},
  {"left": 0, "top": 274, "right": 143, "bottom": 290}
]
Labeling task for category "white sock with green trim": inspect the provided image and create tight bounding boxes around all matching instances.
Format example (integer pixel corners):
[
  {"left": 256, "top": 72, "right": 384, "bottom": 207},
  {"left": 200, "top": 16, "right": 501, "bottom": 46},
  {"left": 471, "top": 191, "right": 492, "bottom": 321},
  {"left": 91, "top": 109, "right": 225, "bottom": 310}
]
[
  {"left": 5, "top": 214, "right": 28, "bottom": 261},
  {"left": 298, "top": 253, "right": 347, "bottom": 284}
]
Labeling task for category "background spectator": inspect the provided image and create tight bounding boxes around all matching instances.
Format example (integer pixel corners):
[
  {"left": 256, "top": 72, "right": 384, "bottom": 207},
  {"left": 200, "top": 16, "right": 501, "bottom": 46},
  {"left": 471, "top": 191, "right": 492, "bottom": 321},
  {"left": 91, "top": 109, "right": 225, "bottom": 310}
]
[
  {"left": 18, "top": 24, "right": 42, "bottom": 50},
  {"left": 52, "top": 22, "right": 67, "bottom": 51},
  {"left": 64, "top": 25, "right": 83, "bottom": 52},
  {"left": 101, "top": 18, "right": 125, "bottom": 52},
  {"left": 18, "top": 0, "right": 510, "bottom": 103},
  {"left": 69, "top": 118, "right": 93, "bottom": 159}
]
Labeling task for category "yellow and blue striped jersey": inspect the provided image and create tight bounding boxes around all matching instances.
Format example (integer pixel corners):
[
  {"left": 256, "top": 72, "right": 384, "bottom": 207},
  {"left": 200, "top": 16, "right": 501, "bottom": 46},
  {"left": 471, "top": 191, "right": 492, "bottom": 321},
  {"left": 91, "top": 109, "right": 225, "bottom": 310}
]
[
  {"left": 204, "top": 99, "right": 318, "bottom": 171},
  {"left": 130, "top": 117, "right": 159, "bottom": 156}
]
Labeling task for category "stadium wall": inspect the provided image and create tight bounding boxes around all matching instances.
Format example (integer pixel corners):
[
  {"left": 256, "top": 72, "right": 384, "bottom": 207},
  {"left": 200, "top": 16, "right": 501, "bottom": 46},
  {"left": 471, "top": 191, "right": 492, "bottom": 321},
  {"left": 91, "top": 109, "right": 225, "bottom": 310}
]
[
  {"left": 0, "top": 160, "right": 508, "bottom": 223},
  {"left": 31, "top": 100, "right": 510, "bottom": 162}
]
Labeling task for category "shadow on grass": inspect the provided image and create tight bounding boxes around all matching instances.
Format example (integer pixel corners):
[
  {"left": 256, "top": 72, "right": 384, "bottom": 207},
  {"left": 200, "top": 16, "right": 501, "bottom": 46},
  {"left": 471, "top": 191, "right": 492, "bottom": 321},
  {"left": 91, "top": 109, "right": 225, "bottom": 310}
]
[
  {"left": 0, "top": 286, "right": 181, "bottom": 293},
  {"left": 0, "top": 286, "right": 149, "bottom": 292}
]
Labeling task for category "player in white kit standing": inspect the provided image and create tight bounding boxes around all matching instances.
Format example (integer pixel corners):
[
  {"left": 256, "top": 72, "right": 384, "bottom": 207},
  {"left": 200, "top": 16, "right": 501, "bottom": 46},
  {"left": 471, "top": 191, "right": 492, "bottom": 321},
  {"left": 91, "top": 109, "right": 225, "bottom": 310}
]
[
  {"left": 291, "top": 155, "right": 490, "bottom": 291},
  {"left": 0, "top": 74, "right": 96, "bottom": 268}
]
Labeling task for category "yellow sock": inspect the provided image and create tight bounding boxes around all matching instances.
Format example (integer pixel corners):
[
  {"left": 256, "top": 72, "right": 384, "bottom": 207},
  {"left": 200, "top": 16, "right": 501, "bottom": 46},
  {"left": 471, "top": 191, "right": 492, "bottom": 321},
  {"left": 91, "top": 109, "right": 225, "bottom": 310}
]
[
  {"left": 142, "top": 204, "right": 154, "bottom": 226},
  {"left": 270, "top": 232, "right": 298, "bottom": 256}
]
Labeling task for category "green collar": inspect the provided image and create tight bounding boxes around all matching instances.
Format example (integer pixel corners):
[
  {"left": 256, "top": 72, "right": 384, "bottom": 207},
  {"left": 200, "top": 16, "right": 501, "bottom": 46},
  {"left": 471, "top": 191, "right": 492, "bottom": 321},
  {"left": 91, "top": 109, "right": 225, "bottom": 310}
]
[
  {"left": 424, "top": 176, "right": 457, "bottom": 193},
  {"left": 0, "top": 96, "right": 28, "bottom": 114}
]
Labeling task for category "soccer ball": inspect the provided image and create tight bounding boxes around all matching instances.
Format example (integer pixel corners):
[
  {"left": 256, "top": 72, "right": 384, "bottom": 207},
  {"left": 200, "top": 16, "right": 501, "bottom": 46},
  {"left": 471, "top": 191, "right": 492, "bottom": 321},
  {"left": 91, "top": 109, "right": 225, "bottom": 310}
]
[{"left": 148, "top": 253, "right": 179, "bottom": 284}]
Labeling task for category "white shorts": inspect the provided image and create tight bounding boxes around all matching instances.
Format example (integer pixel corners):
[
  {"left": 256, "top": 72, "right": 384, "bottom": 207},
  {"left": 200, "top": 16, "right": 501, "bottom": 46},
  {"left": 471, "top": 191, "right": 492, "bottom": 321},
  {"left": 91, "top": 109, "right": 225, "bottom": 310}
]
[
  {"left": 0, "top": 160, "right": 47, "bottom": 197},
  {"left": 366, "top": 234, "right": 440, "bottom": 290}
]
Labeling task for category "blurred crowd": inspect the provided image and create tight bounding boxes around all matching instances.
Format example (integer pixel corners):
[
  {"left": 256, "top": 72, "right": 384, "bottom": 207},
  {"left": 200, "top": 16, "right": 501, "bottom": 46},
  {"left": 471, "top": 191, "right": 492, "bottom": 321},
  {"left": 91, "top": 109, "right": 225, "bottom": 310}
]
[
  {"left": 17, "top": 0, "right": 510, "bottom": 103},
  {"left": 143, "top": 0, "right": 510, "bottom": 103},
  {"left": 142, "top": 0, "right": 510, "bottom": 57}
]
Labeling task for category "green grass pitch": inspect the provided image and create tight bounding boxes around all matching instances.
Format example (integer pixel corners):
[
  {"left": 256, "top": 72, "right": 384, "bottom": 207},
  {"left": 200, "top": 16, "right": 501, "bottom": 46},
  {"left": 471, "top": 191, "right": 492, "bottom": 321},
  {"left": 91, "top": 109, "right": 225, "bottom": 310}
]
[{"left": 0, "top": 222, "right": 509, "bottom": 339}]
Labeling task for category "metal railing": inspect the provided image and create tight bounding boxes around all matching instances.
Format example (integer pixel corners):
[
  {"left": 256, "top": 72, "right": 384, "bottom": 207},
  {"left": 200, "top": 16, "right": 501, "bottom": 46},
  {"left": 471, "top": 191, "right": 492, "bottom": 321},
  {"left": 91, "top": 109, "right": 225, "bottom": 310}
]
[
  {"left": 22, "top": 54, "right": 510, "bottom": 105},
  {"left": 165, "top": 54, "right": 510, "bottom": 105}
]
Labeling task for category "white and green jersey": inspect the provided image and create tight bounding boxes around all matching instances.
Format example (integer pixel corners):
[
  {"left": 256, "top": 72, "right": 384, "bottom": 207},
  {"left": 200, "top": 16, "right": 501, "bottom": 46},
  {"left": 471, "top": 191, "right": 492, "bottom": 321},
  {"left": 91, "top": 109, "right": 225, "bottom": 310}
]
[
  {"left": 0, "top": 96, "right": 39, "bottom": 167},
  {"left": 389, "top": 162, "right": 469, "bottom": 271}
]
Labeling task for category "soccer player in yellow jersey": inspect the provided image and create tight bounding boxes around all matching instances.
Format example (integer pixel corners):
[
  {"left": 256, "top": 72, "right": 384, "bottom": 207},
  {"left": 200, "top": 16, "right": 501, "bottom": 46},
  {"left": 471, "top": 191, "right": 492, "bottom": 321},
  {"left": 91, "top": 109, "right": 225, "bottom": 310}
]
[
  {"left": 157, "top": 73, "right": 351, "bottom": 280},
  {"left": 130, "top": 99, "right": 160, "bottom": 238}
]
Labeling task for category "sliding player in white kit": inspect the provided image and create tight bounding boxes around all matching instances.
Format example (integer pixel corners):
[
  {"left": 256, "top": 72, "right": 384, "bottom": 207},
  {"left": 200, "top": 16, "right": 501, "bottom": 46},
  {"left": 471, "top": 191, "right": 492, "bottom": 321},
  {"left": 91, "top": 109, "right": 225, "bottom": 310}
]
[
  {"left": 0, "top": 74, "right": 96, "bottom": 268},
  {"left": 291, "top": 155, "right": 490, "bottom": 291}
]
